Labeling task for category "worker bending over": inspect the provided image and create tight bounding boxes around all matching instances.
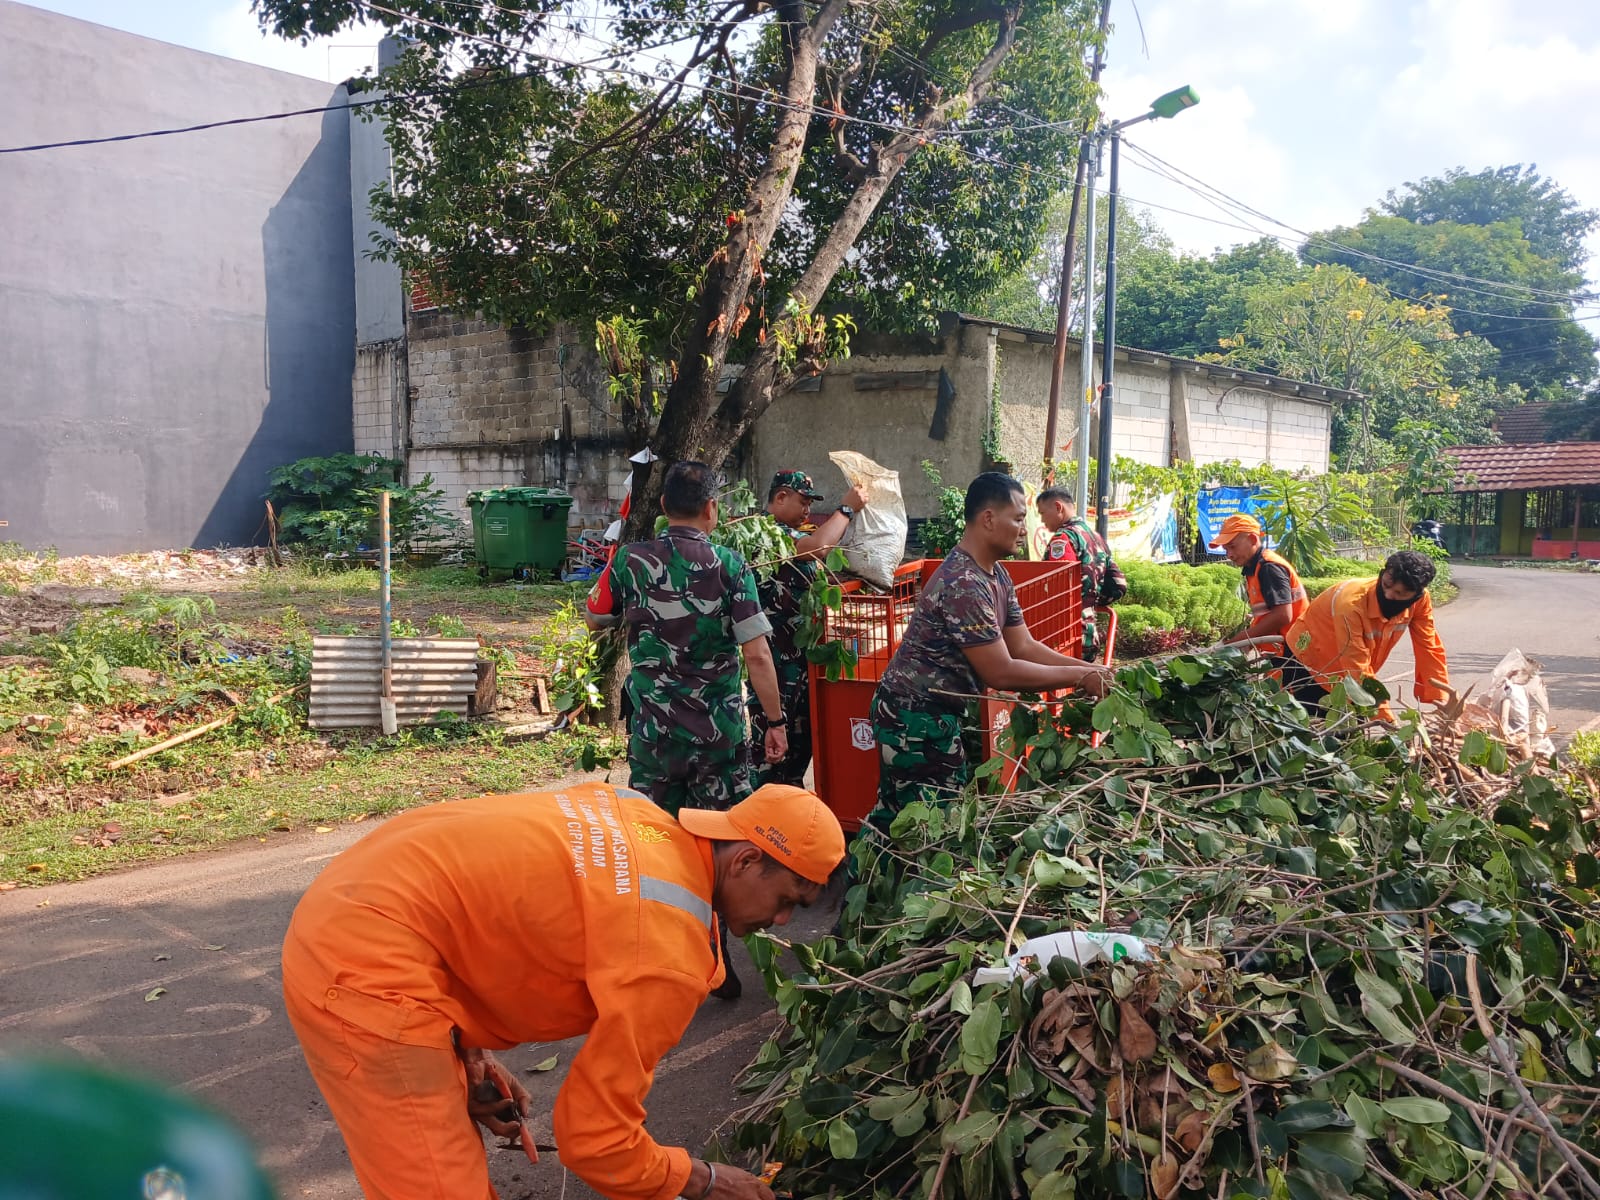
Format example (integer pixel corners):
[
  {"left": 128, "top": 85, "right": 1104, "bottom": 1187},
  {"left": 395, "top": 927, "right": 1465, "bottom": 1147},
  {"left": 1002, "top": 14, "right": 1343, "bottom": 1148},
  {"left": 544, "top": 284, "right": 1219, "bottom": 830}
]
[
  {"left": 1210, "top": 514, "right": 1308, "bottom": 645},
  {"left": 865, "top": 473, "right": 1112, "bottom": 835},
  {"left": 1278, "top": 549, "right": 1450, "bottom": 719},
  {"left": 281, "top": 782, "right": 843, "bottom": 1200}
]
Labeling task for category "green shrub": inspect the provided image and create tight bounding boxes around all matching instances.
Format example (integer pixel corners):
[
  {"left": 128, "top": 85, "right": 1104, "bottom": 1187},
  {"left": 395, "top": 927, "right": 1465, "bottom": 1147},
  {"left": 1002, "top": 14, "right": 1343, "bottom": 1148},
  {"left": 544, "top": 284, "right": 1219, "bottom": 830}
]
[
  {"left": 1570, "top": 730, "right": 1600, "bottom": 770},
  {"left": 917, "top": 461, "right": 966, "bottom": 557},
  {"left": 1118, "top": 561, "right": 1247, "bottom": 647},
  {"left": 266, "top": 452, "right": 462, "bottom": 556},
  {"left": 1112, "top": 603, "right": 1175, "bottom": 641}
]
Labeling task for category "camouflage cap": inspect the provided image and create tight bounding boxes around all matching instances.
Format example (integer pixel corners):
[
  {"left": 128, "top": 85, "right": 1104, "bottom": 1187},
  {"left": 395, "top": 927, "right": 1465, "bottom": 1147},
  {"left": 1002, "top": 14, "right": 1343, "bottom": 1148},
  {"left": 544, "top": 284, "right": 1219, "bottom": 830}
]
[{"left": 769, "top": 469, "right": 824, "bottom": 501}]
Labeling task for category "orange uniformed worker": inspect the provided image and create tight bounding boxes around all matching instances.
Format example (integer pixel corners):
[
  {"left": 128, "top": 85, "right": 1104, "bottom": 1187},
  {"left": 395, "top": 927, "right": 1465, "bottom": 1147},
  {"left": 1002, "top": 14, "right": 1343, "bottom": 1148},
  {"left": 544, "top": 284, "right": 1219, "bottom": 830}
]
[
  {"left": 280, "top": 782, "right": 844, "bottom": 1200},
  {"left": 1210, "top": 514, "right": 1308, "bottom": 644},
  {"left": 1278, "top": 549, "right": 1451, "bottom": 719}
]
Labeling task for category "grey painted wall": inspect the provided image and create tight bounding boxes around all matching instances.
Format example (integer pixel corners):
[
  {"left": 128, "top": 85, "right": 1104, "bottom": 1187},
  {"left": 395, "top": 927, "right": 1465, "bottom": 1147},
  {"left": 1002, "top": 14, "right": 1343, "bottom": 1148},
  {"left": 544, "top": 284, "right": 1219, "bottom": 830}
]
[
  {"left": 351, "top": 36, "right": 407, "bottom": 347},
  {"left": 0, "top": 1, "right": 355, "bottom": 554}
]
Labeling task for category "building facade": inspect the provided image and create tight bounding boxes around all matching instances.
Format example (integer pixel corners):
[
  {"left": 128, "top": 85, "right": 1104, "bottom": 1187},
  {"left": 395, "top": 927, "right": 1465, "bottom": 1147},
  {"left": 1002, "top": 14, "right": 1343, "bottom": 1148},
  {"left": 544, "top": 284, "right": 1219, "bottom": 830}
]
[{"left": 1, "top": 1, "right": 356, "bottom": 553}]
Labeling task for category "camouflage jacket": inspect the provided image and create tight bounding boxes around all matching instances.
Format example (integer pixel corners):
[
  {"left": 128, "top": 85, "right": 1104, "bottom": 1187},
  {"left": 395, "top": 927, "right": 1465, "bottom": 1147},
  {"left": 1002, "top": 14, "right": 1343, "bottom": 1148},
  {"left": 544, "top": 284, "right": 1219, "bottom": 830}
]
[
  {"left": 878, "top": 547, "right": 1023, "bottom": 713},
  {"left": 759, "top": 525, "right": 817, "bottom": 665},
  {"left": 1045, "top": 517, "right": 1114, "bottom": 614},
  {"left": 602, "top": 526, "right": 771, "bottom": 748}
]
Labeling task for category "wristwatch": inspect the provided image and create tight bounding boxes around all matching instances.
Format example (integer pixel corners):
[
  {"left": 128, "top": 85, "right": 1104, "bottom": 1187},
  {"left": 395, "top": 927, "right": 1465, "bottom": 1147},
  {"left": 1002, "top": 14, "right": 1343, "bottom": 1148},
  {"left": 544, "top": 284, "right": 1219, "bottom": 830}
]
[
  {"left": 836, "top": 506, "right": 855, "bottom": 521},
  {"left": 767, "top": 715, "right": 788, "bottom": 727}
]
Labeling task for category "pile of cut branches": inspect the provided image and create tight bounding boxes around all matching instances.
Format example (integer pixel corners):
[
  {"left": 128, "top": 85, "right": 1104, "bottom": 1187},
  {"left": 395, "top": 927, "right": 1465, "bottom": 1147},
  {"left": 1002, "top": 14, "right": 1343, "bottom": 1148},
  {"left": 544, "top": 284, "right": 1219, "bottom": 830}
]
[{"left": 730, "top": 652, "right": 1600, "bottom": 1200}]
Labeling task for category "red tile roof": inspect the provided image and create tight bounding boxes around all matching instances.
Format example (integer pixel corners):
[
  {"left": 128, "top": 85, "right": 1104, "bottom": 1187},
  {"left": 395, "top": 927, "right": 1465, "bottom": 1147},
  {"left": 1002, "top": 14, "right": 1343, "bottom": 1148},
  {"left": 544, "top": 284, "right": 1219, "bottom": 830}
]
[
  {"left": 1445, "top": 442, "right": 1600, "bottom": 491},
  {"left": 1494, "top": 402, "right": 1557, "bottom": 443}
]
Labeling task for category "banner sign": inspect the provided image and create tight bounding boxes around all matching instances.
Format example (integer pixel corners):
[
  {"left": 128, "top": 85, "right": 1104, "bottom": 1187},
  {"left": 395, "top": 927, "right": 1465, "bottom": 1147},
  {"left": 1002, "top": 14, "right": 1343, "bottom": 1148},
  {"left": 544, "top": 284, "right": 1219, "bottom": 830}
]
[
  {"left": 1196, "top": 486, "right": 1277, "bottom": 555},
  {"left": 1102, "top": 492, "right": 1181, "bottom": 563}
]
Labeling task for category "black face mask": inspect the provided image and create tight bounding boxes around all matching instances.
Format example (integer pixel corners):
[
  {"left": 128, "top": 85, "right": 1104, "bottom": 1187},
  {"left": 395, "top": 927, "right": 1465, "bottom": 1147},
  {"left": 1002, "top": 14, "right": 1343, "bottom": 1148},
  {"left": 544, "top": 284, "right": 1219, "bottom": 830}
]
[{"left": 1377, "top": 590, "right": 1419, "bottom": 619}]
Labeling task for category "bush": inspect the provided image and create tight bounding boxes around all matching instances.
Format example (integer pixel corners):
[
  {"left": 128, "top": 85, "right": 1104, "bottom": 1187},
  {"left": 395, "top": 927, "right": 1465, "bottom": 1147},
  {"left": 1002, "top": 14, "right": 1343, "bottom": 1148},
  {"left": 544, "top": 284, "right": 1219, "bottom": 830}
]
[
  {"left": 1115, "top": 561, "right": 1247, "bottom": 656},
  {"left": 266, "top": 452, "right": 462, "bottom": 556},
  {"left": 917, "top": 461, "right": 966, "bottom": 557}
]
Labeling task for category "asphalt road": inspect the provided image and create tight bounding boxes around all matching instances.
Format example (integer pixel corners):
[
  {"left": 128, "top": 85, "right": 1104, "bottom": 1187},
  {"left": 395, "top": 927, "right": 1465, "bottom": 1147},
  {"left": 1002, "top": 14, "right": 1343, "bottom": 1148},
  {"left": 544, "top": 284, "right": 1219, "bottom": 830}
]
[
  {"left": 0, "top": 802, "right": 820, "bottom": 1199},
  {"left": 3, "top": 562, "right": 1594, "bottom": 1197},
  {"left": 1376, "top": 563, "right": 1600, "bottom": 742}
]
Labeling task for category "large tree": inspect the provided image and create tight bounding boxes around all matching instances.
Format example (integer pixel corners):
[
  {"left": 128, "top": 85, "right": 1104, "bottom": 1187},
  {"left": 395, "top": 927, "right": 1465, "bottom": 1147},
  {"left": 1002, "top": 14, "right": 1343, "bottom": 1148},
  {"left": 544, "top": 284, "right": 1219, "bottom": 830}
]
[
  {"left": 1307, "top": 166, "right": 1599, "bottom": 397},
  {"left": 1115, "top": 237, "right": 1303, "bottom": 361},
  {"left": 257, "top": 0, "right": 1102, "bottom": 536}
]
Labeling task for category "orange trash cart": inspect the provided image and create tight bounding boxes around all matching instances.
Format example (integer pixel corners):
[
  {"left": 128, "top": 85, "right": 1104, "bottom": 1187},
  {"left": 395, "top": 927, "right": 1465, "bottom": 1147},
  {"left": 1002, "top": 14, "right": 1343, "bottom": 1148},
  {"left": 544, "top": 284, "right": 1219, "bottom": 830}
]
[{"left": 808, "top": 558, "right": 1090, "bottom": 831}]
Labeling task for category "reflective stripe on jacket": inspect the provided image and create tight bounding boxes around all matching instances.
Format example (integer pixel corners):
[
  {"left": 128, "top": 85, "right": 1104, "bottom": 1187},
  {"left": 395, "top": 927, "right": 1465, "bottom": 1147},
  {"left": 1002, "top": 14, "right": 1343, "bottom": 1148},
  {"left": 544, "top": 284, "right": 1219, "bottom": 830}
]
[
  {"left": 1246, "top": 549, "right": 1309, "bottom": 624},
  {"left": 1283, "top": 577, "right": 1450, "bottom": 717}
]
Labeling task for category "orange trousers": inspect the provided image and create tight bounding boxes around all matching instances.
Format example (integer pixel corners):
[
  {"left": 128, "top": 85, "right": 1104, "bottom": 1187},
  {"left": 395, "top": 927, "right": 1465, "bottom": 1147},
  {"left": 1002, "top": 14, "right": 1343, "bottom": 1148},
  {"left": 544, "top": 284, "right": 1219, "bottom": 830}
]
[{"left": 284, "top": 984, "right": 498, "bottom": 1200}]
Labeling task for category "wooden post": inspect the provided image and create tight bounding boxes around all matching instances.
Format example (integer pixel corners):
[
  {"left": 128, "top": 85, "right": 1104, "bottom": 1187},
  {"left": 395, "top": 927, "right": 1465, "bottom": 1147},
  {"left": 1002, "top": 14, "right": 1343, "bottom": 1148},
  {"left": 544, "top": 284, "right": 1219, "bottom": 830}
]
[{"left": 1572, "top": 487, "right": 1583, "bottom": 559}]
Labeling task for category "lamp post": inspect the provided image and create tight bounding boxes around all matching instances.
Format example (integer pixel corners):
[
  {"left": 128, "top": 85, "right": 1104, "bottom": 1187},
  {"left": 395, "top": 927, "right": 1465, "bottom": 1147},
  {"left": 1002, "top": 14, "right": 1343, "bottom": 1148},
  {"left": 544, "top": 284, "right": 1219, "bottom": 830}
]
[{"left": 1088, "top": 84, "right": 1199, "bottom": 537}]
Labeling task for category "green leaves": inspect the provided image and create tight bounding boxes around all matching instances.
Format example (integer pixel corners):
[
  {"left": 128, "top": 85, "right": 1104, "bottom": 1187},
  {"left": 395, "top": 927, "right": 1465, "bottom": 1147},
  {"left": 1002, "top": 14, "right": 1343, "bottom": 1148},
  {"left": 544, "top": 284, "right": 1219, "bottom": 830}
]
[
  {"left": 959, "top": 999, "right": 1003, "bottom": 1076},
  {"left": 1380, "top": 1097, "right": 1451, "bottom": 1125}
]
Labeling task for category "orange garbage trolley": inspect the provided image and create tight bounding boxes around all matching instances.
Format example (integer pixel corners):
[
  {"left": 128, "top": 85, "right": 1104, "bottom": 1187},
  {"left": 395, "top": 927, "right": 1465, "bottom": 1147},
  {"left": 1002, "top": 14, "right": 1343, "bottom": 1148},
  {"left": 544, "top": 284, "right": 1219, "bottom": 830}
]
[{"left": 808, "top": 558, "right": 1103, "bottom": 831}]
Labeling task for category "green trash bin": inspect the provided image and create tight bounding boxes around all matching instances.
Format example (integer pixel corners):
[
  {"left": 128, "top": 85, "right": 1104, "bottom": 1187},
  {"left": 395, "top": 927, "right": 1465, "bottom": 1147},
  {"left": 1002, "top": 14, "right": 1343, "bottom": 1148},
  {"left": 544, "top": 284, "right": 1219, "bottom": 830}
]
[{"left": 467, "top": 486, "right": 575, "bottom": 575}]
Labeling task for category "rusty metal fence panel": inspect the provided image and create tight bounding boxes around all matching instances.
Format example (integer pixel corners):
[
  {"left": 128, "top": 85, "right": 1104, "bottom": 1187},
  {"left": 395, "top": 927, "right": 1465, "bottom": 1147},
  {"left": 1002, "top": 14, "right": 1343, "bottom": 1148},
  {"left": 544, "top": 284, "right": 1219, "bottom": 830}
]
[{"left": 309, "top": 636, "right": 480, "bottom": 729}]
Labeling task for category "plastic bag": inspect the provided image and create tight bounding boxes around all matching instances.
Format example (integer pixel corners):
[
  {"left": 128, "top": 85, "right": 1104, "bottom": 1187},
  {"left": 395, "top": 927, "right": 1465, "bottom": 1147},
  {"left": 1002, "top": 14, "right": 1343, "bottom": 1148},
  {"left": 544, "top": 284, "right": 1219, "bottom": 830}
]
[
  {"left": 1482, "top": 648, "right": 1554, "bottom": 757},
  {"left": 828, "top": 451, "right": 907, "bottom": 589},
  {"left": 972, "top": 930, "right": 1151, "bottom": 987}
]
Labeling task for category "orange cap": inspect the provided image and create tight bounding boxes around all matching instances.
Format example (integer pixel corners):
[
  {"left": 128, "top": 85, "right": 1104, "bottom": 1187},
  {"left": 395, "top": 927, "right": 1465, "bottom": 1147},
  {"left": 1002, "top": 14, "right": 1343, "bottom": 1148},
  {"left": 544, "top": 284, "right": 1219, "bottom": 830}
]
[
  {"left": 677, "top": 785, "right": 845, "bottom": 885},
  {"left": 1208, "top": 513, "right": 1263, "bottom": 548}
]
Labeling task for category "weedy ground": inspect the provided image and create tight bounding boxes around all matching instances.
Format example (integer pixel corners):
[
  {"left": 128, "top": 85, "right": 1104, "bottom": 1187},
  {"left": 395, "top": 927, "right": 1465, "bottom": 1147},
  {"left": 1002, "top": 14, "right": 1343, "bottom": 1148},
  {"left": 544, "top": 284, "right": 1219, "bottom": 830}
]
[{"left": 0, "top": 549, "right": 619, "bottom": 887}]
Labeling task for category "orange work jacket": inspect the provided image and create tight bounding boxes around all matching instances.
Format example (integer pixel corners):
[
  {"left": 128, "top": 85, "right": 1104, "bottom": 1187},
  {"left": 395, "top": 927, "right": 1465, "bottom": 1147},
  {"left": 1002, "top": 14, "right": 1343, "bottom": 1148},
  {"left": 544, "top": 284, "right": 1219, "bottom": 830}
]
[
  {"left": 1244, "top": 549, "right": 1309, "bottom": 633},
  {"left": 280, "top": 783, "right": 723, "bottom": 1200},
  {"left": 1284, "top": 577, "right": 1450, "bottom": 717}
]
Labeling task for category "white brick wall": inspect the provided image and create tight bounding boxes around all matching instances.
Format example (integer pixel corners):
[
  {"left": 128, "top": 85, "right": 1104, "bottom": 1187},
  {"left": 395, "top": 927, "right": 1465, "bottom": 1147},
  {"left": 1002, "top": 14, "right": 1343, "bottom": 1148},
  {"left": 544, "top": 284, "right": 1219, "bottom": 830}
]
[{"left": 353, "top": 341, "right": 404, "bottom": 459}]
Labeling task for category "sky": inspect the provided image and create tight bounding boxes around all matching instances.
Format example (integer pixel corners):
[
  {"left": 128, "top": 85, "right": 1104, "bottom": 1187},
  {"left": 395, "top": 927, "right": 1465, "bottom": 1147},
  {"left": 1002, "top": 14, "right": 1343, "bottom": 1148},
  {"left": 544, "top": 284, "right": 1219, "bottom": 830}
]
[{"left": 20, "top": 0, "right": 1600, "bottom": 287}]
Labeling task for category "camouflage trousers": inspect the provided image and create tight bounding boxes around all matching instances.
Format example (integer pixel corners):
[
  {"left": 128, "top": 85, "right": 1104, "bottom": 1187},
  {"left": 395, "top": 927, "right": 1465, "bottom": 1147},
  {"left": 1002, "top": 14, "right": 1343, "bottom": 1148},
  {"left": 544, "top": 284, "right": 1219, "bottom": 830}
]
[
  {"left": 628, "top": 732, "right": 751, "bottom": 818},
  {"left": 863, "top": 689, "right": 969, "bottom": 840},
  {"left": 748, "top": 653, "right": 813, "bottom": 788}
]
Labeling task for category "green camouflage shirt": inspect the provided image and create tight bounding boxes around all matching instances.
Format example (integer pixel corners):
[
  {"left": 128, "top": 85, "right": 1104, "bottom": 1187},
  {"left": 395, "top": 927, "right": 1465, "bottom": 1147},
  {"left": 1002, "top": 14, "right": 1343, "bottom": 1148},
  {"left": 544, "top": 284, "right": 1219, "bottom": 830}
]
[
  {"left": 605, "top": 526, "right": 772, "bottom": 747},
  {"left": 879, "top": 547, "right": 1023, "bottom": 713},
  {"left": 759, "top": 524, "right": 817, "bottom": 663}
]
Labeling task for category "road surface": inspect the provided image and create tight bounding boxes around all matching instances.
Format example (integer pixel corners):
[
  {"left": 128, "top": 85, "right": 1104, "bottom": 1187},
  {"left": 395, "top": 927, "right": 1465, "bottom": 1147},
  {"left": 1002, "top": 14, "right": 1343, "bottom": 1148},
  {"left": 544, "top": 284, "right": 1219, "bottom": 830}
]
[
  {"left": 2, "top": 562, "right": 1594, "bottom": 1197},
  {"left": 0, "top": 805, "right": 811, "bottom": 1199},
  {"left": 1378, "top": 563, "right": 1600, "bottom": 742}
]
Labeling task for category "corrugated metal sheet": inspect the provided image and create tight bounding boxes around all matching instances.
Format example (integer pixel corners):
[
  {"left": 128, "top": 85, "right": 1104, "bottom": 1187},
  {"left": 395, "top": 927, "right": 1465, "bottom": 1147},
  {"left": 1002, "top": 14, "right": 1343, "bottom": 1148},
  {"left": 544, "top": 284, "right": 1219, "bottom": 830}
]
[
  {"left": 1445, "top": 442, "right": 1600, "bottom": 492},
  {"left": 310, "top": 636, "right": 480, "bottom": 729}
]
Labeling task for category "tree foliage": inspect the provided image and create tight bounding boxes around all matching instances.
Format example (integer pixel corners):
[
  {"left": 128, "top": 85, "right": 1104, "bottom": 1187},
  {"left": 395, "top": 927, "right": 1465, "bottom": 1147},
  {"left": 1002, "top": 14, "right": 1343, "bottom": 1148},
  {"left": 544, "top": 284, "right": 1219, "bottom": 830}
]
[
  {"left": 255, "top": 0, "right": 1104, "bottom": 537},
  {"left": 1309, "top": 165, "right": 1599, "bottom": 397},
  {"left": 1221, "top": 264, "right": 1496, "bottom": 470}
]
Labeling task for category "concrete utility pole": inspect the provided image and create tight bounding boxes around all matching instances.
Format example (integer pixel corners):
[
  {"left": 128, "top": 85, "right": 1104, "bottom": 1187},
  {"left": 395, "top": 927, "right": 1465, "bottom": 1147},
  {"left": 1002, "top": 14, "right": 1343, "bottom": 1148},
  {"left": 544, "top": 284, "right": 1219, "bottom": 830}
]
[
  {"left": 1074, "top": 138, "right": 1100, "bottom": 513},
  {"left": 1041, "top": 0, "right": 1113, "bottom": 487}
]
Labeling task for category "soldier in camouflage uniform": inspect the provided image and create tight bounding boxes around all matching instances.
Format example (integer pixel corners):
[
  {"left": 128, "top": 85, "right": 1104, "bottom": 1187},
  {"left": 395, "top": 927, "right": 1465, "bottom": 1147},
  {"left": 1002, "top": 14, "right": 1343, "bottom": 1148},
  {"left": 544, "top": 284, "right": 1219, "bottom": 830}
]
[
  {"left": 1036, "top": 488, "right": 1126, "bottom": 661},
  {"left": 866, "top": 474, "right": 1113, "bottom": 841},
  {"left": 748, "top": 469, "right": 867, "bottom": 786},
  {"left": 586, "top": 461, "right": 788, "bottom": 818}
]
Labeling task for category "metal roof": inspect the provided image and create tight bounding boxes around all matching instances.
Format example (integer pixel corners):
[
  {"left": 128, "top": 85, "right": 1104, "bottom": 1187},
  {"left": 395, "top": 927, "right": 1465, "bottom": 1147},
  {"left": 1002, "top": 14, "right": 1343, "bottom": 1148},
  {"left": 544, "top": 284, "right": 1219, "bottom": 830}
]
[{"left": 1445, "top": 442, "right": 1600, "bottom": 492}]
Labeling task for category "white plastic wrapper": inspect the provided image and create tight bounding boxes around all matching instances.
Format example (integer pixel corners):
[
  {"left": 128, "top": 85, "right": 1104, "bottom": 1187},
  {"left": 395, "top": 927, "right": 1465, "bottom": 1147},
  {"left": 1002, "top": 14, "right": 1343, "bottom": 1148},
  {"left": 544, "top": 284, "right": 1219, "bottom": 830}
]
[
  {"left": 1483, "top": 648, "right": 1555, "bottom": 757},
  {"left": 972, "top": 931, "right": 1152, "bottom": 987},
  {"left": 828, "top": 451, "right": 907, "bottom": 589}
]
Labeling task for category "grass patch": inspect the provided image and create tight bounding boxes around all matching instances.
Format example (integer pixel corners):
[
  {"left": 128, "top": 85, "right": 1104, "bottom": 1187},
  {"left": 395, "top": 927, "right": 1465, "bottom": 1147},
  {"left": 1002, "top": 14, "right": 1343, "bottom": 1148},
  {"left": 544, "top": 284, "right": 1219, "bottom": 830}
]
[{"left": 0, "top": 725, "right": 621, "bottom": 886}]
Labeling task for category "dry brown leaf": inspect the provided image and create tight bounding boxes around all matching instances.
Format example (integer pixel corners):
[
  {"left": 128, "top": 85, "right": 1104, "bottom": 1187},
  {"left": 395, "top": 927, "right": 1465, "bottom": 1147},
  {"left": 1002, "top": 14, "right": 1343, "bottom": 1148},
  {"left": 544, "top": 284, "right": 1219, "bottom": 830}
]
[
  {"left": 1174, "top": 1107, "right": 1209, "bottom": 1153},
  {"left": 1242, "top": 1040, "right": 1300, "bottom": 1083},
  {"left": 1207, "top": 1063, "right": 1241, "bottom": 1093},
  {"left": 1151, "top": 1154, "right": 1181, "bottom": 1200},
  {"left": 1066, "top": 1020, "right": 1108, "bottom": 1073},
  {"left": 1169, "top": 945, "right": 1223, "bottom": 971},
  {"left": 1117, "top": 1001, "right": 1158, "bottom": 1063}
]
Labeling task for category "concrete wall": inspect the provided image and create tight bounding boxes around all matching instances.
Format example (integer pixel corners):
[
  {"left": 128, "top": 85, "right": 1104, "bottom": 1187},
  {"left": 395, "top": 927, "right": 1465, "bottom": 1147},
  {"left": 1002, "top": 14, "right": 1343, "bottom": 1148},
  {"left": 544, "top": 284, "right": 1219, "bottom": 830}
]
[
  {"left": 0, "top": 1, "right": 355, "bottom": 553},
  {"left": 991, "top": 330, "right": 1332, "bottom": 485},
  {"left": 749, "top": 326, "right": 991, "bottom": 515},
  {"left": 404, "top": 312, "right": 631, "bottom": 532}
]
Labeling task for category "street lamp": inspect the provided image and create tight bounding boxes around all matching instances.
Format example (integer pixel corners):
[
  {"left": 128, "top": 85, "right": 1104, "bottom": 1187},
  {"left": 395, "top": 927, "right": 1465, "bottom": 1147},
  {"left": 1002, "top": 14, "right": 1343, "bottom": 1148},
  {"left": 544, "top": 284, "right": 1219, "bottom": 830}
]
[{"left": 1086, "top": 84, "right": 1199, "bottom": 537}]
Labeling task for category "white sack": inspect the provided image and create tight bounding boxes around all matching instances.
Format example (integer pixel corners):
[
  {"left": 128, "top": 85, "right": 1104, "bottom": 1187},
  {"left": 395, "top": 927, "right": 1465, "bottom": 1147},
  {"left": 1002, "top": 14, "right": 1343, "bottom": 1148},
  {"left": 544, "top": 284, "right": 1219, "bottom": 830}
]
[{"left": 828, "top": 451, "right": 908, "bottom": 590}]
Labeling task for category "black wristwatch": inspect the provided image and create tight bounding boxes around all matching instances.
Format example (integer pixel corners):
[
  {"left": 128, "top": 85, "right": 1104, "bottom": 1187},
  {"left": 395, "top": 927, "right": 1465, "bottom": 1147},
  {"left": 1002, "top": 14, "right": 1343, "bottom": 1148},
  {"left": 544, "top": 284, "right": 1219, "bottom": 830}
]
[
  {"left": 767, "top": 715, "right": 788, "bottom": 727},
  {"left": 836, "top": 506, "right": 855, "bottom": 521}
]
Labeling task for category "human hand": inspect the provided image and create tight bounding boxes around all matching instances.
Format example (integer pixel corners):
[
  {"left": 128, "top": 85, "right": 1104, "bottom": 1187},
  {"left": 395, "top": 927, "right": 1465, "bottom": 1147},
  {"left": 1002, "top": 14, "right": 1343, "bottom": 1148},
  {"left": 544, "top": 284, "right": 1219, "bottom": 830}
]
[
  {"left": 763, "top": 724, "right": 789, "bottom": 764},
  {"left": 699, "top": 1163, "right": 777, "bottom": 1200},
  {"left": 463, "top": 1049, "right": 530, "bottom": 1140},
  {"left": 842, "top": 485, "right": 867, "bottom": 511},
  {"left": 1076, "top": 667, "right": 1114, "bottom": 700}
]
